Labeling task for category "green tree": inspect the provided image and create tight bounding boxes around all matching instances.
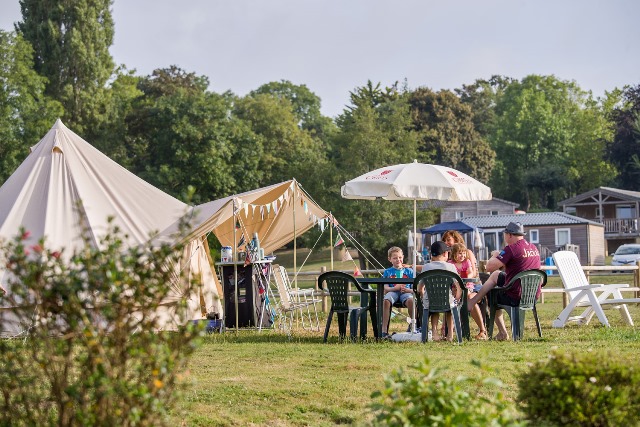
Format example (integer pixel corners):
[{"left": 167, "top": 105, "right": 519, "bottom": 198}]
[
  {"left": 126, "top": 67, "right": 260, "bottom": 203},
  {"left": 89, "top": 66, "right": 143, "bottom": 168},
  {"left": 456, "top": 75, "right": 515, "bottom": 138},
  {"left": 16, "top": 0, "right": 115, "bottom": 135},
  {"left": 233, "top": 92, "right": 328, "bottom": 191},
  {"left": 607, "top": 84, "right": 640, "bottom": 190},
  {"left": 408, "top": 87, "right": 495, "bottom": 183},
  {"left": 566, "top": 91, "right": 619, "bottom": 194},
  {"left": 0, "top": 30, "right": 62, "bottom": 182},
  {"left": 490, "top": 75, "right": 596, "bottom": 210},
  {"left": 329, "top": 84, "right": 430, "bottom": 264},
  {"left": 250, "top": 80, "right": 337, "bottom": 139}
]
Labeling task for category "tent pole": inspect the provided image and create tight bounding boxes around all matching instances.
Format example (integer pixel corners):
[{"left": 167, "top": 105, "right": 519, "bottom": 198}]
[
  {"left": 330, "top": 212, "right": 333, "bottom": 270},
  {"left": 293, "top": 182, "right": 297, "bottom": 292},
  {"left": 233, "top": 198, "right": 238, "bottom": 333},
  {"left": 293, "top": 182, "right": 298, "bottom": 328}
]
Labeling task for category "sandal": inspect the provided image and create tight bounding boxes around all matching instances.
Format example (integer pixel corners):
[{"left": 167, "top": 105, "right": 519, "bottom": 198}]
[{"left": 475, "top": 330, "right": 488, "bottom": 341}]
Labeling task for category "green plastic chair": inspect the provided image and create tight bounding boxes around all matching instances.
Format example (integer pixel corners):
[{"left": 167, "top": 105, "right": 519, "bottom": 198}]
[
  {"left": 318, "top": 271, "right": 376, "bottom": 342},
  {"left": 487, "top": 269, "right": 547, "bottom": 341},
  {"left": 414, "top": 269, "right": 469, "bottom": 343}
]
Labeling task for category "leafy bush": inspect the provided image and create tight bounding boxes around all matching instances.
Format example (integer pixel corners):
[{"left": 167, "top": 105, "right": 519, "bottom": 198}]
[
  {"left": 0, "top": 222, "right": 203, "bottom": 426},
  {"left": 517, "top": 350, "right": 640, "bottom": 427},
  {"left": 370, "top": 357, "right": 524, "bottom": 426}
]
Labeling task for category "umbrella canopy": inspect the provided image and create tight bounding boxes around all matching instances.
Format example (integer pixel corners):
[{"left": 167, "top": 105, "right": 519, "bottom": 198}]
[
  {"left": 474, "top": 227, "right": 484, "bottom": 249},
  {"left": 341, "top": 161, "right": 492, "bottom": 270},
  {"left": 341, "top": 161, "right": 491, "bottom": 202}
]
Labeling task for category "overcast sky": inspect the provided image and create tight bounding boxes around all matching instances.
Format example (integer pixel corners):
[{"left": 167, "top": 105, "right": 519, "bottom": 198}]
[{"left": 1, "top": 0, "right": 639, "bottom": 117}]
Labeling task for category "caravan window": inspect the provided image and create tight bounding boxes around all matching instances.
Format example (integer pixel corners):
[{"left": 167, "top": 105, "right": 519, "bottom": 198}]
[{"left": 555, "top": 228, "right": 570, "bottom": 247}]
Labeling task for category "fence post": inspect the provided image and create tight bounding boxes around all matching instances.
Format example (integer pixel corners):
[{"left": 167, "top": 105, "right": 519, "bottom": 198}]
[
  {"left": 636, "top": 261, "right": 640, "bottom": 299},
  {"left": 319, "top": 266, "right": 327, "bottom": 313}
]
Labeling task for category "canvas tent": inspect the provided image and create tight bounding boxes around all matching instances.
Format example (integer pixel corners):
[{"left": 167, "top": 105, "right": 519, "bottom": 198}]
[
  {"left": 159, "top": 180, "right": 329, "bottom": 255},
  {"left": 155, "top": 180, "right": 330, "bottom": 329},
  {"left": 0, "top": 119, "right": 222, "bottom": 336}
]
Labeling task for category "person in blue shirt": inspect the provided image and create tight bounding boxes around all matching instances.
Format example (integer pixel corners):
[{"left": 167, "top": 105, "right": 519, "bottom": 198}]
[{"left": 381, "top": 246, "right": 414, "bottom": 338}]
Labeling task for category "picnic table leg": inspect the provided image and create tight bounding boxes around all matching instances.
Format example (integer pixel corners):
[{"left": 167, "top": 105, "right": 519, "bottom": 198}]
[
  {"left": 359, "top": 291, "right": 368, "bottom": 340},
  {"left": 377, "top": 285, "right": 383, "bottom": 340}
]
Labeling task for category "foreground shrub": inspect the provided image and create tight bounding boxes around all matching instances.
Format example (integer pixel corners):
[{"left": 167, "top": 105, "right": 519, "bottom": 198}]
[
  {"left": 0, "top": 222, "right": 203, "bottom": 426},
  {"left": 518, "top": 350, "right": 640, "bottom": 427},
  {"left": 370, "top": 357, "right": 524, "bottom": 426}
]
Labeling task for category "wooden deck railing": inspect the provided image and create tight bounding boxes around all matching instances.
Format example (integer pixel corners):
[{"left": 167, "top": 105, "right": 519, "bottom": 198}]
[{"left": 599, "top": 217, "right": 640, "bottom": 235}]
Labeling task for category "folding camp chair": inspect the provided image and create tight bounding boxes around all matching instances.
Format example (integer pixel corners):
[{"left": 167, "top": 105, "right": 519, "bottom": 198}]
[{"left": 271, "top": 264, "right": 320, "bottom": 333}]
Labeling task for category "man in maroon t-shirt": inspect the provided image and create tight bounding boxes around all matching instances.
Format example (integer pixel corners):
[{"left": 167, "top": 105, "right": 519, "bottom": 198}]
[{"left": 468, "top": 222, "right": 541, "bottom": 340}]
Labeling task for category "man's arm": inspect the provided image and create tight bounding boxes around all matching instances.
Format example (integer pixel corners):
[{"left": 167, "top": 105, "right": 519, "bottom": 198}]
[{"left": 485, "top": 251, "right": 505, "bottom": 273}]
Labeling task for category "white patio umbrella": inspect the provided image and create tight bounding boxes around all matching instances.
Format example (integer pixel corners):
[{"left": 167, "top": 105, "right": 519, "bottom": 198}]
[
  {"left": 341, "top": 160, "right": 492, "bottom": 340},
  {"left": 341, "top": 160, "right": 492, "bottom": 270}
]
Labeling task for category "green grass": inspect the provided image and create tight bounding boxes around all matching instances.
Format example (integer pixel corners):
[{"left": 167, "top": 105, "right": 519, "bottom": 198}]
[{"left": 171, "top": 272, "right": 640, "bottom": 426}]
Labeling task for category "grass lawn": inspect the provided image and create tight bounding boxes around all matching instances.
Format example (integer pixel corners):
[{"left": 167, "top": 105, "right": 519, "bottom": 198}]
[{"left": 171, "top": 267, "right": 640, "bottom": 426}]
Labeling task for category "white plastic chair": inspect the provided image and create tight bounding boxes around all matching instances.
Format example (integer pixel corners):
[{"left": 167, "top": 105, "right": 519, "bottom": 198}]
[
  {"left": 551, "top": 251, "right": 640, "bottom": 327},
  {"left": 271, "top": 265, "right": 320, "bottom": 333}
]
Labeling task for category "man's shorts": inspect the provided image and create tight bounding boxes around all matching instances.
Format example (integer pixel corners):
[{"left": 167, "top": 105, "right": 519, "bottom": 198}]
[
  {"left": 495, "top": 271, "right": 520, "bottom": 306},
  {"left": 385, "top": 291, "right": 413, "bottom": 306}
]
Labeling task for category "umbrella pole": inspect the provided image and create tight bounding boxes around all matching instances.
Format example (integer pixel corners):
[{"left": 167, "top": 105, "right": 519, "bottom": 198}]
[
  {"left": 413, "top": 200, "right": 417, "bottom": 272},
  {"left": 412, "top": 199, "right": 417, "bottom": 333}
]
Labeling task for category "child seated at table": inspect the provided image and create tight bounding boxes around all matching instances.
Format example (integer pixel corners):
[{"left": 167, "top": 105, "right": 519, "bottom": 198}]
[
  {"left": 381, "top": 246, "right": 414, "bottom": 338},
  {"left": 448, "top": 243, "right": 487, "bottom": 340}
]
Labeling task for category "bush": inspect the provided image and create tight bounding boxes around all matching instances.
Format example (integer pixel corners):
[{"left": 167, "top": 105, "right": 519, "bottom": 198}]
[
  {"left": 370, "top": 357, "right": 524, "bottom": 426},
  {"left": 517, "top": 350, "right": 640, "bottom": 427},
  {"left": 0, "top": 221, "right": 203, "bottom": 426}
]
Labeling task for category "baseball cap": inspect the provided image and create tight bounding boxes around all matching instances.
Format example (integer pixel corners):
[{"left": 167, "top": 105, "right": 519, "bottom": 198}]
[{"left": 431, "top": 241, "right": 451, "bottom": 257}]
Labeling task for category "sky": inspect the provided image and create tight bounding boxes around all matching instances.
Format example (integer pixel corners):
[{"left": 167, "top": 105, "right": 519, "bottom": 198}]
[{"left": 1, "top": 0, "right": 639, "bottom": 118}]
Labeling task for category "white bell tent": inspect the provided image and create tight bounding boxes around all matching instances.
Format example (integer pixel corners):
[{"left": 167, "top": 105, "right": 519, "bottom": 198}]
[{"left": 0, "top": 119, "right": 222, "bottom": 336}]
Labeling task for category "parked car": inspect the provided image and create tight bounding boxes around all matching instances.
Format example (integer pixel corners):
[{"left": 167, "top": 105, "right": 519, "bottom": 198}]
[{"left": 611, "top": 244, "right": 640, "bottom": 271}]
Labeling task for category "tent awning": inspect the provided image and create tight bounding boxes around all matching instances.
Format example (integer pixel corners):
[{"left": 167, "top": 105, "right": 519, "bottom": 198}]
[{"left": 156, "top": 180, "right": 329, "bottom": 255}]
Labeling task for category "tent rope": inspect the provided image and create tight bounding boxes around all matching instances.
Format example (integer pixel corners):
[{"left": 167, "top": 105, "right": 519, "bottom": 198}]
[{"left": 334, "top": 223, "right": 386, "bottom": 273}]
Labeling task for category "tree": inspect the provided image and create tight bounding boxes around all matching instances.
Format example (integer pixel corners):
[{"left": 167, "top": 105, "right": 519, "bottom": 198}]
[
  {"left": 0, "top": 30, "right": 62, "bottom": 182},
  {"left": 456, "top": 75, "right": 515, "bottom": 138},
  {"left": 565, "top": 91, "right": 619, "bottom": 194},
  {"left": 16, "top": 0, "right": 115, "bottom": 135},
  {"left": 233, "top": 92, "right": 328, "bottom": 191},
  {"left": 88, "top": 66, "right": 143, "bottom": 168},
  {"left": 489, "top": 75, "right": 601, "bottom": 210},
  {"left": 408, "top": 87, "right": 495, "bottom": 183},
  {"left": 125, "top": 67, "right": 260, "bottom": 203},
  {"left": 250, "top": 80, "right": 336, "bottom": 139},
  {"left": 607, "top": 84, "right": 640, "bottom": 190},
  {"left": 329, "top": 84, "right": 430, "bottom": 264}
]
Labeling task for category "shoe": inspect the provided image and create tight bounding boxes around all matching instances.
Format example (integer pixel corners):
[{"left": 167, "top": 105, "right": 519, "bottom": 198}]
[
  {"left": 381, "top": 332, "right": 391, "bottom": 339},
  {"left": 475, "top": 330, "right": 488, "bottom": 341}
]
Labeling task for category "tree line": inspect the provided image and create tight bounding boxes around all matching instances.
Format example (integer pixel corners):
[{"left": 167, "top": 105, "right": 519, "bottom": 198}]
[{"left": 1, "top": 1, "right": 639, "bottom": 260}]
